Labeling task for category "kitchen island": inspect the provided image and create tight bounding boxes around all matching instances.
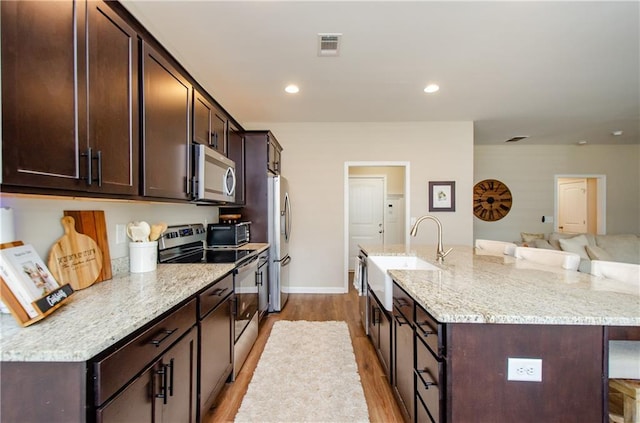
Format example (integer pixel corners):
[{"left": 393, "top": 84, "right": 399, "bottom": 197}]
[
  {"left": 360, "top": 244, "right": 639, "bottom": 423},
  {"left": 0, "top": 243, "right": 269, "bottom": 423}
]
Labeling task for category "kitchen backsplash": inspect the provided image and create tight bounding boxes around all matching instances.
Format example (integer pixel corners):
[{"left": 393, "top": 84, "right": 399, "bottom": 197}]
[{"left": 0, "top": 194, "right": 219, "bottom": 272}]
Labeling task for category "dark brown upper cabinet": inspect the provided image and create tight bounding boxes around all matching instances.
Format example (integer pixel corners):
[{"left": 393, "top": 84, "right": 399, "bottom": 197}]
[
  {"left": 1, "top": 0, "right": 139, "bottom": 195},
  {"left": 142, "top": 42, "right": 192, "bottom": 201},
  {"left": 226, "top": 122, "right": 245, "bottom": 205},
  {"left": 267, "top": 133, "right": 283, "bottom": 175},
  {"left": 193, "top": 90, "right": 227, "bottom": 155}
]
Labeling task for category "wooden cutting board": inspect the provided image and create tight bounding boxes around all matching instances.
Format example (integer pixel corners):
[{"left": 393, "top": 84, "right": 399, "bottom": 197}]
[
  {"left": 63, "top": 210, "right": 112, "bottom": 282},
  {"left": 48, "top": 216, "right": 103, "bottom": 290}
]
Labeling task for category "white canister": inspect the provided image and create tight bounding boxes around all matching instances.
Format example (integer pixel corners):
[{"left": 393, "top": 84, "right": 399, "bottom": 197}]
[{"left": 129, "top": 241, "right": 158, "bottom": 273}]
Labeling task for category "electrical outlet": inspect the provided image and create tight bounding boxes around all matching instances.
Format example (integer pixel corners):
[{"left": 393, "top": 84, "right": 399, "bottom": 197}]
[
  {"left": 116, "top": 224, "right": 127, "bottom": 244},
  {"left": 507, "top": 358, "right": 542, "bottom": 382}
]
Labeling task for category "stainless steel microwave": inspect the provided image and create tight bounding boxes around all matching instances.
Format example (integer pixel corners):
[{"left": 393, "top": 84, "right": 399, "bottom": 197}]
[{"left": 192, "top": 144, "right": 236, "bottom": 203}]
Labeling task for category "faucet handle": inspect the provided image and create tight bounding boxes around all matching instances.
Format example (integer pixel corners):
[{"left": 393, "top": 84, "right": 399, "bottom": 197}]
[{"left": 442, "top": 247, "right": 453, "bottom": 258}]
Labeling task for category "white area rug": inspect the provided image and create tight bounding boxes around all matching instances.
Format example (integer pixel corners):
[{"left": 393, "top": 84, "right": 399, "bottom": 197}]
[{"left": 234, "top": 320, "right": 370, "bottom": 423}]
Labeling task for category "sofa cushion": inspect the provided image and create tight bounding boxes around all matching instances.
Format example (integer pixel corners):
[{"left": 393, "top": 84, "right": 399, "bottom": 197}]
[
  {"left": 586, "top": 245, "right": 613, "bottom": 262},
  {"left": 548, "top": 232, "right": 596, "bottom": 250},
  {"left": 595, "top": 234, "right": 640, "bottom": 265},
  {"left": 533, "top": 239, "right": 556, "bottom": 250},
  {"left": 559, "top": 234, "right": 590, "bottom": 260}
]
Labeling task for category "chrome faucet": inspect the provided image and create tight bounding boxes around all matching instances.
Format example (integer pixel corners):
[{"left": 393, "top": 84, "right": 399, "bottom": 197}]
[{"left": 409, "top": 215, "right": 453, "bottom": 262}]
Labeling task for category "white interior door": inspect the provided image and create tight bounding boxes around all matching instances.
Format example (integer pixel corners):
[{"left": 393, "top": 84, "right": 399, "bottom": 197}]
[
  {"left": 348, "top": 177, "right": 384, "bottom": 270},
  {"left": 558, "top": 179, "right": 588, "bottom": 233}
]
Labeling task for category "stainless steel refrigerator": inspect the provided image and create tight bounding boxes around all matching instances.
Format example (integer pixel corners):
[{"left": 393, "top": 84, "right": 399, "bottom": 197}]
[{"left": 268, "top": 175, "right": 291, "bottom": 312}]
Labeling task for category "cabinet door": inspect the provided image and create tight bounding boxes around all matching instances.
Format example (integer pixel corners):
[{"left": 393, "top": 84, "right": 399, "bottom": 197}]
[
  {"left": 379, "top": 306, "right": 392, "bottom": 379},
  {"left": 160, "top": 327, "right": 198, "bottom": 423},
  {"left": 193, "top": 90, "right": 226, "bottom": 155},
  {"left": 87, "top": 1, "right": 139, "bottom": 195},
  {"left": 193, "top": 90, "right": 212, "bottom": 146},
  {"left": 142, "top": 42, "right": 191, "bottom": 200},
  {"left": 1, "top": 0, "right": 87, "bottom": 190},
  {"left": 368, "top": 291, "right": 381, "bottom": 349},
  {"left": 257, "top": 259, "right": 269, "bottom": 319},
  {"left": 199, "top": 298, "right": 232, "bottom": 417},
  {"left": 393, "top": 306, "right": 414, "bottom": 423},
  {"left": 227, "top": 122, "right": 245, "bottom": 204},
  {"left": 97, "top": 365, "right": 154, "bottom": 423},
  {"left": 267, "top": 135, "right": 282, "bottom": 175},
  {"left": 211, "top": 110, "right": 227, "bottom": 155}
]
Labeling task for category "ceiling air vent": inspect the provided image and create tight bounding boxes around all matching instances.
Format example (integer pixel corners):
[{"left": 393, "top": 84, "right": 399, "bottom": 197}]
[
  {"left": 505, "top": 136, "right": 529, "bottom": 143},
  {"left": 318, "top": 33, "right": 342, "bottom": 57}
]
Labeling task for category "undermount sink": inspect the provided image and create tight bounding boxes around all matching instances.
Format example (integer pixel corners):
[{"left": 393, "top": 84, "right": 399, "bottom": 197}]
[{"left": 367, "top": 255, "right": 440, "bottom": 311}]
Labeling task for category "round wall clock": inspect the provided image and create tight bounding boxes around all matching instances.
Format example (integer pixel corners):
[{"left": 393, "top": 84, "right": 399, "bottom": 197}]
[{"left": 473, "top": 179, "right": 513, "bottom": 221}]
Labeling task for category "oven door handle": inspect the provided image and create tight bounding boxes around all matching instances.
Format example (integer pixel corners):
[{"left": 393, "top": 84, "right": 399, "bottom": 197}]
[{"left": 236, "top": 256, "right": 258, "bottom": 272}]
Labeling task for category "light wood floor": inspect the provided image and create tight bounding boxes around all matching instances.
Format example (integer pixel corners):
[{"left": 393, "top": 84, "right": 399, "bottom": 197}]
[{"left": 204, "top": 283, "right": 404, "bottom": 423}]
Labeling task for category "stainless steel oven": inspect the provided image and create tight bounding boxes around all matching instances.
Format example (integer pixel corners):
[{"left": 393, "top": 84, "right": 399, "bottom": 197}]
[
  {"left": 232, "top": 254, "right": 259, "bottom": 379},
  {"left": 158, "top": 223, "right": 260, "bottom": 380}
]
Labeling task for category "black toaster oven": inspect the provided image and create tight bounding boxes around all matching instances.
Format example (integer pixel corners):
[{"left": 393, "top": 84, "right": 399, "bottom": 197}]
[{"left": 206, "top": 222, "right": 250, "bottom": 247}]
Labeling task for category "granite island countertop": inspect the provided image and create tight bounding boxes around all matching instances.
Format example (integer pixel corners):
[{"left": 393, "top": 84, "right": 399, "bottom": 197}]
[
  {"left": 360, "top": 244, "right": 640, "bottom": 326},
  {"left": 0, "top": 243, "right": 269, "bottom": 362}
]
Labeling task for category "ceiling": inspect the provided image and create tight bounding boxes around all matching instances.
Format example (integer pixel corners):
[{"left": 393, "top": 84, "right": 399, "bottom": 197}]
[{"left": 121, "top": 1, "right": 639, "bottom": 146}]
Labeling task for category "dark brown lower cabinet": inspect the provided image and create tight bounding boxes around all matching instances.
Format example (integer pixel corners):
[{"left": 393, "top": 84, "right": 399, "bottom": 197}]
[
  {"left": 198, "top": 275, "right": 234, "bottom": 420},
  {"left": 368, "top": 287, "right": 391, "bottom": 381},
  {"left": 388, "top": 281, "right": 607, "bottom": 423},
  {"left": 392, "top": 284, "right": 415, "bottom": 423}
]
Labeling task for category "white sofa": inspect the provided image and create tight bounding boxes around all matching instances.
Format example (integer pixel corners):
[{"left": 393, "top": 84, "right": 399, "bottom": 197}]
[{"left": 517, "top": 232, "right": 640, "bottom": 273}]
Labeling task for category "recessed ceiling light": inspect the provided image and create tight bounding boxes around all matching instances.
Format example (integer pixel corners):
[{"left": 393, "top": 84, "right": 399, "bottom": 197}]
[
  {"left": 285, "top": 84, "right": 299, "bottom": 94},
  {"left": 423, "top": 84, "right": 440, "bottom": 94},
  {"left": 577, "top": 140, "right": 588, "bottom": 145},
  {"left": 611, "top": 130, "right": 623, "bottom": 136}
]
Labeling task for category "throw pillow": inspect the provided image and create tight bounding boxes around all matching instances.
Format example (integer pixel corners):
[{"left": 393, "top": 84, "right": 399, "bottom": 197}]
[
  {"left": 585, "top": 245, "right": 613, "bottom": 261},
  {"left": 521, "top": 232, "right": 545, "bottom": 243},
  {"left": 548, "top": 232, "right": 582, "bottom": 250},
  {"left": 559, "top": 234, "right": 590, "bottom": 260}
]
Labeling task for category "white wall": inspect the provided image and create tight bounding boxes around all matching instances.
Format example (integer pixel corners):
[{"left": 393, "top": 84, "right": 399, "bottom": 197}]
[
  {"left": 474, "top": 144, "right": 640, "bottom": 242},
  {"left": 246, "top": 122, "right": 474, "bottom": 293},
  {"left": 0, "top": 195, "right": 218, "bottom": 262}
]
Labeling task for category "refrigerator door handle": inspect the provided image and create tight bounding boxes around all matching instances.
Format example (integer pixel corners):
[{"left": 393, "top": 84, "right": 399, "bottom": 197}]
[
  {"left": 275, "top": 255, "right": 291, "bottom": 266},
  {"left": 284, "top": 192, "right": 291, "bottom": 241}
]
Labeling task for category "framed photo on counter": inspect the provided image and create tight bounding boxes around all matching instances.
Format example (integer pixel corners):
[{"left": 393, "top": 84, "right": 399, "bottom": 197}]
[{"left": 429, "top": 181, "right": 456, "bottom": 212}]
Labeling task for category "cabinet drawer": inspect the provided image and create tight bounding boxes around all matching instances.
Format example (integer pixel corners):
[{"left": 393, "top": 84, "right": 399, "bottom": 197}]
[
  {"left": 415, "top": 304, "right": 445, "bottom": 357},
  {"left": 392, "top": 282, "right": 414, "bottom": 323},
  {"left": 199, "top": 273, "right": 233, "bottom": 318},
  {"left": 93, "top": 299, "right": 197, "bottom": 406},
  {"left": 416, "top": 334, "right": 444, "bottom": 423}
]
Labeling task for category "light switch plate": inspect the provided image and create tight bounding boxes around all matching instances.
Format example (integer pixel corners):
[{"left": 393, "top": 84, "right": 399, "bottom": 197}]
[{"left": 116, "top": 224, "right": 126, "bottom": 244}]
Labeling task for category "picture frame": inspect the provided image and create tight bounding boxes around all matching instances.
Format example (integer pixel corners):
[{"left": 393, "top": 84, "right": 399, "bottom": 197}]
[{"left": 429, "top": 181, "right": 456, "bottom": 212}]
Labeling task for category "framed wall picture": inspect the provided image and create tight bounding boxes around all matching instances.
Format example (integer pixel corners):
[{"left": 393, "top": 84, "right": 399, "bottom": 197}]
[{"left": 429, "top": 181, "right": 455, "bottom": 212}]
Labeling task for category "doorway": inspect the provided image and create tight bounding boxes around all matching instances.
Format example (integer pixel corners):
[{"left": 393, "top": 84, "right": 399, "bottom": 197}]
[
  {"left": 344, "top": 162, "right": 410, "bottom": 292},
  {"left": 555, "top": 174, "right": 606, "bottom": 234}
]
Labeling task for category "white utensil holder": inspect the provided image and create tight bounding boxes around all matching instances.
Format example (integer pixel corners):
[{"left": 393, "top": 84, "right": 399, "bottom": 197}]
[{"left": 129, "top": 241, "right": 158, "bottom": 273}]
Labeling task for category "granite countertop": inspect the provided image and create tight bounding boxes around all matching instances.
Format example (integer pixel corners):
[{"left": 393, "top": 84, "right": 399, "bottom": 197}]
[
  {"left": 360, "top": 244, "right": 640, "bottom": 326},
  {"left": 0, "top": 243, "right": 269, "bottom": 362}
]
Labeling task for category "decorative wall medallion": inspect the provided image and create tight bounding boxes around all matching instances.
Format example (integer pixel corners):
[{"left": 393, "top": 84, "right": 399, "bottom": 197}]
[{"left": 473, "top": 179, "right": 512, "bottom": 221}]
